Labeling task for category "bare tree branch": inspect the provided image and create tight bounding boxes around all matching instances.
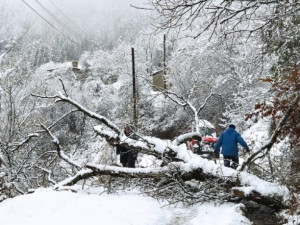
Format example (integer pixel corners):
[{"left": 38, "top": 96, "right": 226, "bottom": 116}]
[
  {"left": 35, "top": 166, "right": 57, "bottom": 185},
  {"left": 32, "top": 91, "right": 121, "bottom": 135},
  {"left": 55, "top": 92, "right": 121, "bottom": 135},
  {"left": 172, "top": 132, "right": 202, "bottom": 146},
  {"left": 59, "top": 78, "right": 68, "bottom": 97},
  {"left": 149, "top": 0, "right": 299, "bottom": 38},
  {"left": 41, "top": 124, "right": 81, "bottom": 169}
]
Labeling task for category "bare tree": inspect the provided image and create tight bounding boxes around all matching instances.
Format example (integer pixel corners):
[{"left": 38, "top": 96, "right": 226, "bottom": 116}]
[
  {"left": 157, "top": 85, "right": 219, "bottom": 133},
  {"left": 147, "top": 0, "right": 299, "bottom": 38}
]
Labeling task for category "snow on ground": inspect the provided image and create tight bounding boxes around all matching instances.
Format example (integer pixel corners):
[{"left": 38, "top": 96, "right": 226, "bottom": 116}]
[
  {"left": 0, "top": 118, "right": 296, "bottom": 225},
  {"left": 243, "top": 118, "right": 270, "bottom": 151},
  {"left": 0, "top": 188, "right": 251, "bottom": 225}
]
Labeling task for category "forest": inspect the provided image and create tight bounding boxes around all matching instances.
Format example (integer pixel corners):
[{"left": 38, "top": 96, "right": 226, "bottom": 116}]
[{"left": 0, "top": 0, "right": 299, "bottom": 224}]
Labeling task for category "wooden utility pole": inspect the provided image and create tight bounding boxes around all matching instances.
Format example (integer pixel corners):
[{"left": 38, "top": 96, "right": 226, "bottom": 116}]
[
  {"left": 163, "top": 34, "right": 166, "bottom": 69},
  {"left": 163, "top": 34, "right": 167, "bottom": 89},
  {"left": 132, "top": 47, "right": 137, "bottom": 127}
]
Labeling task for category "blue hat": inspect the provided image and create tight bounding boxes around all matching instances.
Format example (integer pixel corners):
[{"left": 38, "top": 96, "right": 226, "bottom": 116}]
[{"left": 229, "top": 124, "right": 236, "bottom": 129}]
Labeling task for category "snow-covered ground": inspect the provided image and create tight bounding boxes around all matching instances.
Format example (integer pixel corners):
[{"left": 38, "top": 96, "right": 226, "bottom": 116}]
[
  {"left": 0, "top": 120, "right": 299, "bottom": 225},
  {"left": 0, "top": 187, "right": 251, "bottom": 225}
]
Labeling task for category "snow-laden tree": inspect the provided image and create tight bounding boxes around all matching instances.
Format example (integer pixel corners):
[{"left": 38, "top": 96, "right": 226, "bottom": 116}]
[
  {"left": 0, "top": 1, "right": 297, "bottom": 215},
  {"left": 0, "top": 60, "right": 42, "bottom": 198},
  {"left": 23, "top": 86, "right": 291, "bottom": 210},
  {"left": 145, "top": 0, "right": 300, "bottom": 193},
  {"left": 138, "top": 28, "right": 273, "bottom": 135}
]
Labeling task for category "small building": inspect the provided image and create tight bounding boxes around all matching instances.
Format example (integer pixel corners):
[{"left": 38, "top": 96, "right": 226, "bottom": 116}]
[
  {"left": 72, "top": 61, "right": 78, "bottom": 68},
  {"left": 151, "top": 69, "right": 172, "bottom": 91},
  {"left": 71, "top": 61, "right": 81, "bottom": 73},
  {"left": 152, "top": 70, "right": 165, "bottom": 91}
]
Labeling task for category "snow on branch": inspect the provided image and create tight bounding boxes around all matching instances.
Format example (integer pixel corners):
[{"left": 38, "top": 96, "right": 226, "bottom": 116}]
[
  {"left": 94, "top": 126, "right": 173, "bottom": 159},
  {"left": 41, "top": 124, "right": 81, "bottom": 170},
  {"left": 55, "top": 169, "right": 97, "bottom": 187},
  {"left": 55, "top": 166, "right": 167, "bottom": 188},
  {"left": 6, "top": 133, "right": 39, "bottom": 153},
  {"left": 55, "top": 92, "right": 121, "bottom": 135},
  {"left": 172, "top": 132, "right": 202, "bottom": 146},
  {"left": 31, "top": 91, "right": 121, "bottom": 135},
  {"left": 86, "top": 164, "right": 167, "bottom": 178},
  {"left": 94, "top": 126, "right": 119, "bottom": 141},
  {"left": 197, "top": 91, "right": 220, "bottom": 115},
  {"left": 35, "top": 109, "right": 79, "bottom": 132},
  {"left": 35, "top": 166, "right": 57, "bottom": 185},
  {"left": 33, "top": 93, "right": 290, "bottom": 207}
]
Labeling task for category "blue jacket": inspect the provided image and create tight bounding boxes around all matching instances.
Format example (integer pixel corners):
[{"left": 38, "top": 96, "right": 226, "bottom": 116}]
[{"left": 214, "top": 127, "right": 249, "bottom": 157}]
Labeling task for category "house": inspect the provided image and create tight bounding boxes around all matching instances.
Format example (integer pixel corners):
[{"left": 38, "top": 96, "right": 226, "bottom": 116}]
[{"left": 151, "top": 68, "right": 171, "bottom": 91}]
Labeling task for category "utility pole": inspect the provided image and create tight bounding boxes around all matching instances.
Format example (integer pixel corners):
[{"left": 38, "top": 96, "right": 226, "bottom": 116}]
[
  {"left": 163, "top": 34, "right": 167, "bottom": 89},
  {"left": 132, "top": 47, "right": 137, "bottom": 127}
]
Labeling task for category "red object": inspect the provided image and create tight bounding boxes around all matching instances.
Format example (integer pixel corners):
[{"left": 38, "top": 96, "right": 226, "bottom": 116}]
[
  {"left": 191, "top": 139, "right": 200, "bottom": 145},
  {"left": 202, "top": 136, "right": 218, "bottom": 143}
]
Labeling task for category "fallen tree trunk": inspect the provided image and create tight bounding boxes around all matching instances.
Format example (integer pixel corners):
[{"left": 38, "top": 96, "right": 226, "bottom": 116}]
[
  {"left": 54, "top": 162, "right": 289, "bottom": 211},
  {"left": 232, "top": 189, "right": 287, "bottom": 211},
  {"left": 55, "top": 169, "right": 97, "bottom": 187},
  {"left": 32, "top": 91, "right": 291, "bottom": 211}
]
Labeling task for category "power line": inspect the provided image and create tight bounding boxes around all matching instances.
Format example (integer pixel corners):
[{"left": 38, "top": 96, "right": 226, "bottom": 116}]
[
  {"left": 0, "top": 24, "right": 34, "bottom": 61},
  {"left": 21, "top": 0, "right": 60, "bottom": 34},
  {"left": 20, "top": 0, "right": 77, "bottom": 44},
  {"left": 35, "top": 0, "right": 85, "bottom": 41},
  {"left": 48, "top": 0, "right": 90, "bottom": 38}
]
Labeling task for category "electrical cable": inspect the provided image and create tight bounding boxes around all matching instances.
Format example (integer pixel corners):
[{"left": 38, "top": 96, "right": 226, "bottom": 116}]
[
  {"left": 35, "top": 0, "right": 85, "bottom": 41},
  {"left": 20, "top": 0, "right": 77, "bottom": 43},
  {"left": 0, "top": 24, "right": 34, "bottom": 61},
  {"left": 48, "top": 0, "right": 90, "bottom": 38}
]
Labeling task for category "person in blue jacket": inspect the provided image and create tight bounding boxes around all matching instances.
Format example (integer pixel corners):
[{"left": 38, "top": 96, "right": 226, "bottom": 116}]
[{"left": 214, "top": 124, "right": 250, "bottom": 169}]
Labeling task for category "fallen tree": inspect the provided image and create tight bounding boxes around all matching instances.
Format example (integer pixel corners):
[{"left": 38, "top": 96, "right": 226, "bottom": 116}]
[{"left": 31, "top": 90, "right": 291, "bottom": 210}]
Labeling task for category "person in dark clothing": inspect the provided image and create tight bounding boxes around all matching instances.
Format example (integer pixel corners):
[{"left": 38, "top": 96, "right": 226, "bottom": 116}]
[
  {"left": 115, "top": 144, "right": 136, "bottom": 168},
  {"left": 108, "top": 125, "right": 138, "bottom": 168},
  {"left": 214, "top": 124, "right": 250, "bottom": 169},
  {"left": 123, "top": 125, "right": 138, "bottom": 164},
  {"left": 108, "top": 139, "right": 136, "bottom": 168}
]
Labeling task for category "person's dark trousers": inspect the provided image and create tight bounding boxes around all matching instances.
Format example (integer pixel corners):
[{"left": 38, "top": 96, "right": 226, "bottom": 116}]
[
  {"left": 223, "top": 155, "right": 239, "bottom": 169},
  {"left": 126, "top": 151, "right": 136, "bottom": 168}
]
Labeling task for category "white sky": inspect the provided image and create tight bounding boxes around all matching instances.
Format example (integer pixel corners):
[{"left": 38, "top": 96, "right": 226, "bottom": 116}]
[{"left": 0, "top": 0, "right": 151, "bottom": 41}]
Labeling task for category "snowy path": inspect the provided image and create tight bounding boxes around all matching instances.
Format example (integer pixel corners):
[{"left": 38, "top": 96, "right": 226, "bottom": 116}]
[{"left": 0, "top": 188, "right": 252, "bottom": 225}]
